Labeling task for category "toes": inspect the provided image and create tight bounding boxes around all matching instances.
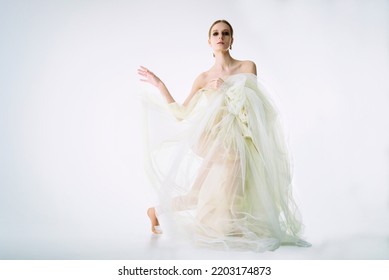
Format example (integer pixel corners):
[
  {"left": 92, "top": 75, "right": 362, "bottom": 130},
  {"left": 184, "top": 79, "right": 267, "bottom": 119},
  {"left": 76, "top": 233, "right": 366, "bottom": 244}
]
[{"left": 152, "top": 225, "right": 163, "bottom": 234}]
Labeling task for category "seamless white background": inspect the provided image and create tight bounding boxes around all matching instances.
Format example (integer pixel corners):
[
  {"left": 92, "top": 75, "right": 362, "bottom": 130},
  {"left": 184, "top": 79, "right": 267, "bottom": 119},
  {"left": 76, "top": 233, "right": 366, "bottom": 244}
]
[{"left": 0, "top": 0, "right": 388, "bottom": 259}]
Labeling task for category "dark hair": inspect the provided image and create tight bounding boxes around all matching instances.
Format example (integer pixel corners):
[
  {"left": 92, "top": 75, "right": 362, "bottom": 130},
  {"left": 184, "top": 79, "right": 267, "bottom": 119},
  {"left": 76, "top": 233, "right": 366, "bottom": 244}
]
[{"left": 208, "top": 19, "right": 234, "bottom": 38}]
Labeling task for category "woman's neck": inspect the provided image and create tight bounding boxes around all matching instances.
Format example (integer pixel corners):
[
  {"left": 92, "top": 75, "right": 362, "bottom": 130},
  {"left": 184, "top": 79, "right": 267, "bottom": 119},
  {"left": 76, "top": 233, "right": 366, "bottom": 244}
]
[{"left": 213, "top": 52, "right": 236, "bottom": 72}]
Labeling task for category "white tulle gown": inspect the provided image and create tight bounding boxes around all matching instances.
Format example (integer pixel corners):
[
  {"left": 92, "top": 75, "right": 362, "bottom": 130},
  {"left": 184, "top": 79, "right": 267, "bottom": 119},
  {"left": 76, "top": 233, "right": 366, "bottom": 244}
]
[{"left": 142, "top": 73, "right": 310, "bottom": 252}]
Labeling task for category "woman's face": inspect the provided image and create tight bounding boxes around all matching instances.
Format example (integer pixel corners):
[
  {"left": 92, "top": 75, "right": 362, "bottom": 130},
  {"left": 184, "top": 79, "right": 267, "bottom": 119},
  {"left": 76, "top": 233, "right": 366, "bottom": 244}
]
[{"left": 208, "top": 22, "right": 233, "bottom": 52}]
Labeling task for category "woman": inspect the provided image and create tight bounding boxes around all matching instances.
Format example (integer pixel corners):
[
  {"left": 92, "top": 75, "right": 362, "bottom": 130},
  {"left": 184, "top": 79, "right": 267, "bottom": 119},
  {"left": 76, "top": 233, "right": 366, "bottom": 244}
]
[{"left": 138, "top": 20, "right": 310, "bottom": 252}]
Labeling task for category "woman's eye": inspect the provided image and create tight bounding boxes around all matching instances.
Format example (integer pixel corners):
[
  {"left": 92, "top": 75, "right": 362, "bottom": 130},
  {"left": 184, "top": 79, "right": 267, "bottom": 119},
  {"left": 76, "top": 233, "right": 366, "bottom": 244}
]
[
  {"left": 222, "top": 31, "right": 230, "bottom": 36},
  {"left": 212, "top": 32, "right": 219, "bottom": 36}
]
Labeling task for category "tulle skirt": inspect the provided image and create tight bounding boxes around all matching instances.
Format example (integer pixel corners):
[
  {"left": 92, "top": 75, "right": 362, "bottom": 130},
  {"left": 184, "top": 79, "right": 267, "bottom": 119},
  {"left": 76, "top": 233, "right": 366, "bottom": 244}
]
[{"left": 142, "top": 73, "right": 310, "bottom": 252}]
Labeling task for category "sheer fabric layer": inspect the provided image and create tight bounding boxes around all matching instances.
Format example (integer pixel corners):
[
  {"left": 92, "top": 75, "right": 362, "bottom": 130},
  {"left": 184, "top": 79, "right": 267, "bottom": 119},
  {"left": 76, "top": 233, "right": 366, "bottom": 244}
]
[{"left": 142, "top": 73, "right": 310, "bottom": 252}]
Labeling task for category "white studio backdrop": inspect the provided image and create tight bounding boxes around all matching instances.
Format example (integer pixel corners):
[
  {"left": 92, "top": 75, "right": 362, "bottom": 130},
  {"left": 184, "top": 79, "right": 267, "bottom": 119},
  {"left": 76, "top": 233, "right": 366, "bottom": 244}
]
[{"left": 0, "top": 0, "right": 388, "bottom": 259}]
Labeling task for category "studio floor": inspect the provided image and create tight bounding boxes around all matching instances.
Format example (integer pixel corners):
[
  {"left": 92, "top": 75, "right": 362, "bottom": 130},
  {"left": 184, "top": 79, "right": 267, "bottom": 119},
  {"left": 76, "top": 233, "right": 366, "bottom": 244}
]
[{"left": 1, "top": 222, "right": 388, "bottom": 260}]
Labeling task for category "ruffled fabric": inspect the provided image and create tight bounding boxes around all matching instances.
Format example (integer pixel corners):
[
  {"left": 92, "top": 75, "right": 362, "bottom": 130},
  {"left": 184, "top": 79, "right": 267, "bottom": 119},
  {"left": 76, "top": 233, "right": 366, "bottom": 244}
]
[{"left": 142, "top": 73, "right": 310, "bottom": 252}]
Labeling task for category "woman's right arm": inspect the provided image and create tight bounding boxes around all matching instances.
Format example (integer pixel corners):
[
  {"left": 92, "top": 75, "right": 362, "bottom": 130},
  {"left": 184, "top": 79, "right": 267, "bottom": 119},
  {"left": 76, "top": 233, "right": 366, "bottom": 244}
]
[{"left": 138, "top": 66, "right": 227, "bottom": 108}]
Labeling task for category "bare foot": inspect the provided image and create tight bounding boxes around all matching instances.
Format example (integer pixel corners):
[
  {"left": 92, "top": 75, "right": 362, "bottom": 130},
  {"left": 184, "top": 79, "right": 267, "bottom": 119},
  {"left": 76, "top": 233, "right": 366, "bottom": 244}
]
[{"left": 147, "top": 207, "right": 162, "bottom": 234}]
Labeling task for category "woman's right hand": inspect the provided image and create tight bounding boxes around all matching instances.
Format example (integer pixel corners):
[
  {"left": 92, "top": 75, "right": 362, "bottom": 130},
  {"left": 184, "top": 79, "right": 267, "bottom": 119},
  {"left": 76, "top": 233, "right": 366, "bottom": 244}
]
[
  {"left": 137, "top": 66, "right": 163, "bottom": 88},
  {"left": 138, "top": 66, "right": 175, "bottom": 103}
]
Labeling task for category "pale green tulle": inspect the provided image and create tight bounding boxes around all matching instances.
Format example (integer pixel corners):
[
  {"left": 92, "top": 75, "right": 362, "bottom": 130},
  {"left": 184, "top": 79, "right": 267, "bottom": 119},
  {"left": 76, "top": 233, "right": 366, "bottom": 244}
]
[{"left": 142, "top": 73, "right": 310, "bottom": 252}]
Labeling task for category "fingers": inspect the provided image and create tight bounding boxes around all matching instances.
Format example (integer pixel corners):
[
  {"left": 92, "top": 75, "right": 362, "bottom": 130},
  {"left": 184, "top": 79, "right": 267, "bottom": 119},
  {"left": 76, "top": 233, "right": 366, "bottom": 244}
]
[
  {"left": 137, "top": 66, "right": 148, "bottom": 76},
  {"left": 138, "top": 66, "right": 149, "bottom": 83},
  {"left": 216, "top": 78, "right": 224, "bottom": 86},
  {"left": 137, "top": 66, "right": 156, "bottom": 78},
  {"left": 137, "top": 66, "right": 160, "bottom": 86},
  {"left": 138, "top": 65, "right": 149, "bottom": 72},
  {"left": 209, "top": 78, "right": 224, "bottom": 83},
  {"left": 137, "top": 66, "right": 150, "bottom": 75},
  {"left": 137, "top": 67, "right": 154, "bottom": 83},
  {"left": 207, "top": 78, "right": 224, "bottom": 89}
]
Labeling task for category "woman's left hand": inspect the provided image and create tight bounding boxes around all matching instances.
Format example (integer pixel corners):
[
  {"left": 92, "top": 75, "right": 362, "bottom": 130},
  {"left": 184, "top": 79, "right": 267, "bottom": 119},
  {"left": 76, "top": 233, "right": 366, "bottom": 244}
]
[{"left": 205, "top": 78, "right": 224, "bottom": 90}]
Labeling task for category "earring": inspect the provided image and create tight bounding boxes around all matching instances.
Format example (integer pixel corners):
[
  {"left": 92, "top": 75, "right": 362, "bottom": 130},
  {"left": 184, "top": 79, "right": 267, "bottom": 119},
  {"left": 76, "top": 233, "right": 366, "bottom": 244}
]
[
  {"left": 213, "top": 53, "right": 215, "bottom": 57},
  {"left": 229, "top": 45, "right": 232, "bottom": 50}
]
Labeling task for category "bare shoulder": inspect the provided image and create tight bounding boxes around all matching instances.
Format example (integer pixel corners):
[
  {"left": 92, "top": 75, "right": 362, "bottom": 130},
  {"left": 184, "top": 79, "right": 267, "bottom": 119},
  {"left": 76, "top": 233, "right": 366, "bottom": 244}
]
[
  {"left": 193, "top": 69, "right": 220, "bottom": 89},
  {"left": 183, "top": 72, "right": 208, "bottom": 106},
  {"left": 191, "top": 71, "right": 208, "bottom": 92},
  {"left": 240, "top": 60, "right": 257, "bottom": 75}
]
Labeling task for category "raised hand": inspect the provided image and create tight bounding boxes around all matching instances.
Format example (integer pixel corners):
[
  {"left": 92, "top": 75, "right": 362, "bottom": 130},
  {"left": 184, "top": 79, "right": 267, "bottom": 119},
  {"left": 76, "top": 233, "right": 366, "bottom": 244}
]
[
  {"left": 137, "top": 66, "right": 175, "bottom": 103},
  {"left": 137, "top": 66, "right": 162, "bottom": 88}
]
